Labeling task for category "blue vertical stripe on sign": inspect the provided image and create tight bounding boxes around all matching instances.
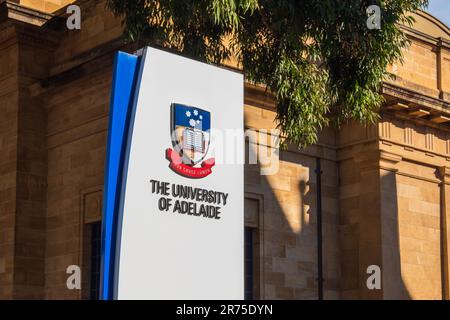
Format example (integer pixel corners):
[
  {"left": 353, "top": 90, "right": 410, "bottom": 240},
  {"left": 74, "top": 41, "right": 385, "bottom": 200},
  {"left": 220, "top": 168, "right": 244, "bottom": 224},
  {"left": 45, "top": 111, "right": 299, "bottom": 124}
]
[{"left": 100, "top": 51, "right": 140, "bottom": 300}]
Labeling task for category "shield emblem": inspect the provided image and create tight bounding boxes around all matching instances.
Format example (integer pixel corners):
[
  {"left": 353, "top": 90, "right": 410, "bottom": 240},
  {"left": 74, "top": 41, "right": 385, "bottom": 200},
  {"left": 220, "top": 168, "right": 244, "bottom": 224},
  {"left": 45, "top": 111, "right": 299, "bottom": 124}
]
[{"left": 171, "top": 103, "right": 211, "bottom": 166}]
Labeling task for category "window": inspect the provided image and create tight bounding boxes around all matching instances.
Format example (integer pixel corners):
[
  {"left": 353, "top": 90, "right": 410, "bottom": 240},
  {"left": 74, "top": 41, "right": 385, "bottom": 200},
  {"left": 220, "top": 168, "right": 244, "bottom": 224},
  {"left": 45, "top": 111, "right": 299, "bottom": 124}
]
[
  {"left": 244, "top": 227, "right": 254, "bottom": 300},
  {"left": 244, "top": 195, "right": 262, "bottom": 299},
  {"left": 81, "top": 189, "right": 103, "bottom": 300},
  {"left": 89, "top": 222, "right": 102, "bottom": 300}
]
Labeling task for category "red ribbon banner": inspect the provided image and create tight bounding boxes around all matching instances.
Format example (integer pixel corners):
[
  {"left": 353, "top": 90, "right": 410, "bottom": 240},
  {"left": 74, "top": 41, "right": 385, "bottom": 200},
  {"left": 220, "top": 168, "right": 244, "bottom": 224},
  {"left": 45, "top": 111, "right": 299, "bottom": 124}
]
[{"left": 166, "top": 148, "right": 215, "bottom": 179}]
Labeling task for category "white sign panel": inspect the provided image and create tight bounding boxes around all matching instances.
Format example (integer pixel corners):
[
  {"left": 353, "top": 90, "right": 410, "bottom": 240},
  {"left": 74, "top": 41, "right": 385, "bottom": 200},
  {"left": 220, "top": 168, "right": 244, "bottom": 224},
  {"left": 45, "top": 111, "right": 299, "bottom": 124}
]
[{"left": 109, "top": 47, "right": 244, "bottom": 299}]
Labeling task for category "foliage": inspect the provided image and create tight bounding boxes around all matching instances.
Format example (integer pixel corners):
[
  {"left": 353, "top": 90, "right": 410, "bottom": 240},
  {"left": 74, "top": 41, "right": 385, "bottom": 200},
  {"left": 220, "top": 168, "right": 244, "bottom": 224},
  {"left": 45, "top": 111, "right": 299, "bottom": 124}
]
[{"left": 107, "top": 0, "right": 428, "bottom": 147}]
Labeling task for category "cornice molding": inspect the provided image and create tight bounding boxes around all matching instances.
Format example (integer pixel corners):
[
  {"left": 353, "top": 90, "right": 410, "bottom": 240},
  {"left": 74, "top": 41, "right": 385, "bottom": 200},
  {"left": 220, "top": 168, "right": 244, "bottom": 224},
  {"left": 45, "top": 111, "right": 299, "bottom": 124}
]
[
  {"left": 0, "top": 1, "right": 53, "bottom": 26},
  {"left": 383, "top": 82, "right": 450, "bottom": 111},
  {"left": 244, "top": 83, "right": 276, "bottom": 111},
  {"left": 382, "top": 82, "right": 450, "bottom": 131},
  {"left": 0, "top": 1, "right": 59, "bottom": 50}
]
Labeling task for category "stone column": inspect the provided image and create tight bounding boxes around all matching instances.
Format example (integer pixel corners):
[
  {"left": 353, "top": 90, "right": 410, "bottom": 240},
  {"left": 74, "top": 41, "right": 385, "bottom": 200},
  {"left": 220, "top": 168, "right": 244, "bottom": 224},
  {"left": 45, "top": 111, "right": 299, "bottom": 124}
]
[
  {"left": 0, "top": 25, "right": 20, "bottom": 300},
  {"left": 378, "top": 151, "right": 404, "bottom": 299},
  {"left": 349, "top": 150, "right": 402, "bottom": 299},
  {"left": 13, "top": 24, "right": 57, "bottom": 299},
  {"left": 0, "top": 5, "right": 57, "bottom": 299},
  {"left": 354, "top": 150, "right": 384, "bottom": 299}
]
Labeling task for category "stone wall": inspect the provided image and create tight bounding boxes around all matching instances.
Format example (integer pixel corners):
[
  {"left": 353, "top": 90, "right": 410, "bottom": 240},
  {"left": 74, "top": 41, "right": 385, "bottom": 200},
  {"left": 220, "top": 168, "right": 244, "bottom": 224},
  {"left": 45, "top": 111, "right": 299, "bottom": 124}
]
[
  {"left": 44, "top": 65, "right": 111, "bottom": 299},
  {"left": 0, "top": 0, "right": 449, "bottom": 300},
  {"left": 243, "top": 98, "right": 340, "bottom": 299},
  {"left": 397, "top": 173, "right": 441, "bottom": 299}
]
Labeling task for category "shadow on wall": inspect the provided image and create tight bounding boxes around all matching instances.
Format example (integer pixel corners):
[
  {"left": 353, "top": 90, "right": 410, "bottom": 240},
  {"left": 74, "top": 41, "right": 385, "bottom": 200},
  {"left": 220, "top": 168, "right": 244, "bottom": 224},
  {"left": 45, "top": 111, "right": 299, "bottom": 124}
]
[
  {"left": 244, "top": 120, "right": 332, "bottom": 299},
  {"left": 245, "top": 120, "right": 415, "bottom": 300},
  {"left": 379, "top": 172, "right": 410, "bottom": 299}
]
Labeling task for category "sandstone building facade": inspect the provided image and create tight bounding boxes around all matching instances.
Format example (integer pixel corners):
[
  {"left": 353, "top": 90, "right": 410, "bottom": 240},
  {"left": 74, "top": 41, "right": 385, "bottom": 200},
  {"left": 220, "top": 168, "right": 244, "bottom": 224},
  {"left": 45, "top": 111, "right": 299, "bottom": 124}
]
[{"left": 0, "top": 0, "right": 449, "bottom": 300}]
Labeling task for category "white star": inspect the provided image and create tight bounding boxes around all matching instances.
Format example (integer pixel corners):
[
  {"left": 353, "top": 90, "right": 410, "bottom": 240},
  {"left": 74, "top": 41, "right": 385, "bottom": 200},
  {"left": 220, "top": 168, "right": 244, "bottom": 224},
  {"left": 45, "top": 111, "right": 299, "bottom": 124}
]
[
  {"left": 193, "top": 110, "right": 199, "bottom": 116},
  {"left": 199, "top": 115, "right": 203, "bottom": 120},
  {"left": 196, "top": 120, "right": 200, "bottom": 124},
  {"left": 189, "top": 119, "right": 196, "bottom": 127},
  {"left": 186, "top": 111, "right": 191, "bottom": 117}
]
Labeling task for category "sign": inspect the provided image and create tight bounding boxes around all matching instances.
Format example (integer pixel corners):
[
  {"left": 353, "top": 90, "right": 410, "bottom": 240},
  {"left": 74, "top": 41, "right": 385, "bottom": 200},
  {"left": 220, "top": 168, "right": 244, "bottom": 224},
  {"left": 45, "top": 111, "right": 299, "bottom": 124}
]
[{"left": 101, "top": 47, "right": 244, "bottom": 300}]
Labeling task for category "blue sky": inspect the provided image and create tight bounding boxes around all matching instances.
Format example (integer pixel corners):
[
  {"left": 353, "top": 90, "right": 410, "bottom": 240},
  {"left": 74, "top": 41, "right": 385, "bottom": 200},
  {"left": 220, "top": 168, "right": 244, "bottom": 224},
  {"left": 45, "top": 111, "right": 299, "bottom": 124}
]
[{"left": 426, "top": 0, "right": 450, "bottom": 27}]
